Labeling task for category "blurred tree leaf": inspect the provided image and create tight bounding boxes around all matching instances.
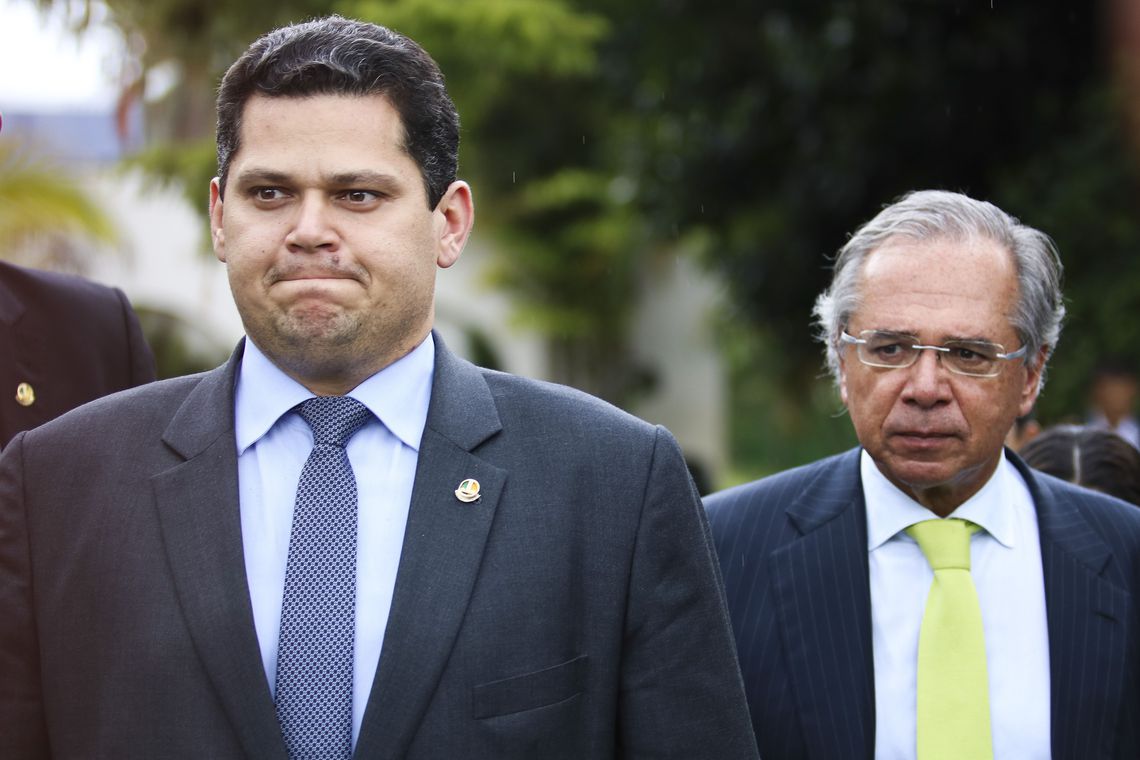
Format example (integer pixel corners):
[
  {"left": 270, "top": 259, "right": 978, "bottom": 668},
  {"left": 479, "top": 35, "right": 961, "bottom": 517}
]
[{"left": 0, "top": 139, "right": 118, "bottom": 262}]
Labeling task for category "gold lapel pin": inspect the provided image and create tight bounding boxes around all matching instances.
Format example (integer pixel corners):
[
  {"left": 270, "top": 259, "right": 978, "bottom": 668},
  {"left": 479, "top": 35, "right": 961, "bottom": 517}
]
[
  {"left": 454, "top": 478, "right": 481, "bottom": 503},
  {"left": 15, "top": 382, "right": 35, "bottom": 407}
]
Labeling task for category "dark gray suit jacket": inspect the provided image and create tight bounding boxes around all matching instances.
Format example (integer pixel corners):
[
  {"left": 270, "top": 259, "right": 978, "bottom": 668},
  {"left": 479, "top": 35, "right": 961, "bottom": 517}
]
[
  {"left": 706, "top": 447, "right": 1140, "bottom": 759},
  {"left": 0, "top": 336, "right": 757, "bottom": 759}
]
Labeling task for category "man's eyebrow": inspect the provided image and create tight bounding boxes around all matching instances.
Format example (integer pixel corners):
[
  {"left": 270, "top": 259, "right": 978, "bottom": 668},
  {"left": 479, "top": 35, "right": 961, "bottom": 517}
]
[
  {"left": 943, "top": 335, "right": 1001, "bottom": 345},
  {"left": 327, "top": 171, "right": 403, "bottom": 188},
  {"left": 231, "top": 168, "right": 404, "bottom": 189}
]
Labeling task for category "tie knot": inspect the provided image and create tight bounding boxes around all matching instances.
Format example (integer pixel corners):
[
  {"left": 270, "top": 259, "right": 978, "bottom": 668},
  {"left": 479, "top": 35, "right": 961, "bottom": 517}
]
[
  {"left": 906, "top": 518, "right": 977, "bottom": 571},
  {"left": 296, "top": 396, "right": 372, "bottom": 448}
]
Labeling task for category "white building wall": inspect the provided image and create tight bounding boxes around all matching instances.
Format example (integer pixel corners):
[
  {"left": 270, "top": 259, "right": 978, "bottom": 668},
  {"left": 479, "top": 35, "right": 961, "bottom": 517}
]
[{"left": 628, "top": 253, "right": 728, "bottom": 483}]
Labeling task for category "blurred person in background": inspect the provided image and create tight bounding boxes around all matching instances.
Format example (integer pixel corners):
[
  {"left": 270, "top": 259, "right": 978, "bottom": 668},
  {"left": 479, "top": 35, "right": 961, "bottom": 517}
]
[
  {"left": 1004, "top": 409, "right": 1042, "bottom": 452},
  {"left": 1087, "top": 359, "right": 1139, "bottom": 449},
  {"left": 706, "top": 189, "right": 1140, "bottom": 759},
  {"left": 1020, "top": 423, "right": 1140, "bottom": 506},
  {"left": 0, "top": 259, "right": 154, "bottom": 447}
]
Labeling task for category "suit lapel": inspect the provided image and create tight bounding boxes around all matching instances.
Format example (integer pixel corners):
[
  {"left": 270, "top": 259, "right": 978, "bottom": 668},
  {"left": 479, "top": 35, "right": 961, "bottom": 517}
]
[
  {"left": 355, "top": 338, "right": 504, "bottom": 759},
  {"left": 151, "top": 344, "right": 288, "bottom": 759},
  {"left": 771, "top": 450, "right": 875, "bottom": 759},
  {"left": 1015, "top": 457, "right": 1130, "bottom": 759}
]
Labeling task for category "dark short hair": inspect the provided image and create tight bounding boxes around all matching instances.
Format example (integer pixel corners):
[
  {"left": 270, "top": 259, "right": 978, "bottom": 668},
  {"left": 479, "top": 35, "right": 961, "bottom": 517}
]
[
  {"left": 215, "top": 15, "right": 459, "bottom": 208},
  {"left": 1020, "top": 424, "right": 1140, "bottom": 506}
]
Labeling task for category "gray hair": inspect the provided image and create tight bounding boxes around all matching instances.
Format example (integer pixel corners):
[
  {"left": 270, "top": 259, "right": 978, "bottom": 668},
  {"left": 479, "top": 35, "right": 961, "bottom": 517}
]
[{"left": 813, "top": 189, "right": 1065, "bottom": 385}]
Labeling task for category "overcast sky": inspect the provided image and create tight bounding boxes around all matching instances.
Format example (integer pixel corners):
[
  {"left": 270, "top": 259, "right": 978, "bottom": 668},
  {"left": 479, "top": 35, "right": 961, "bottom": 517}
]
[{"left": 0, "top": 0, "right": 122, "bottom": 113}]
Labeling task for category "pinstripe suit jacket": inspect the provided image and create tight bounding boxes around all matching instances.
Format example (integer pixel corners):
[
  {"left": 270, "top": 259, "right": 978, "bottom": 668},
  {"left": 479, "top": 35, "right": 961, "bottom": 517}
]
[{"left": 705, "top": 447, "right": 1140, "bottom": 759}]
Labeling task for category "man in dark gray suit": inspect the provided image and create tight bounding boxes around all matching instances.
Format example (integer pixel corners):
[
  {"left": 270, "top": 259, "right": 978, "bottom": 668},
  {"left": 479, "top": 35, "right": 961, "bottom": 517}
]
[
  {"left": 0, "top": 16, "right": 756, "bottom": 759},
  {"left": 707, "top": 190, "right": 1140, "bottom": 759}
]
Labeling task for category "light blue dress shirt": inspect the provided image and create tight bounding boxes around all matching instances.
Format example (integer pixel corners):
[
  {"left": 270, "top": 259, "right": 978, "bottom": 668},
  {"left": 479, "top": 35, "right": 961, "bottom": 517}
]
[
  {"left": 234, "top": 335, "right": 433, "bottom": 745},
  {"left": 864, "top": 449, "right": 1051, "bottom": 759}
]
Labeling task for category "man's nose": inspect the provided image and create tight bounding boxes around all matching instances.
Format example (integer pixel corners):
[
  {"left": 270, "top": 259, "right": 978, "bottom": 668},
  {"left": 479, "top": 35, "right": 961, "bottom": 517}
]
[
  {"left": 285, "top": 195, "right": 339, "bottom": 252},
  {"left": 902, "top": 349, "right": 952, "bottom": 407}
]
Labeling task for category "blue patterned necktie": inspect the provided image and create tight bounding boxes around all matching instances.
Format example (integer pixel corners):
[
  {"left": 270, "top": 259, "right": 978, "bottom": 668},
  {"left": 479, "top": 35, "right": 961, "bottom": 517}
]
[{"left": 274, "top": 396, "right": 373, "bottom": 760}]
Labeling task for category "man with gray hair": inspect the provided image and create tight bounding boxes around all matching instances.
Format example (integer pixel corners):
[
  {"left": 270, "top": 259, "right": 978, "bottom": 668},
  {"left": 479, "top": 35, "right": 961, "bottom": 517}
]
[{"left": 706, "top": 189, "right": 1140, "bottom": 759}]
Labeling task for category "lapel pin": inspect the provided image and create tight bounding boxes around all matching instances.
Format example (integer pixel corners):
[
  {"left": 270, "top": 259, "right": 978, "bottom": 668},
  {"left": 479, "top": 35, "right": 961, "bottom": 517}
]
[
  {"left": 15, "top": 382, "right": 35, "bottom": 407},
  {"left": 454, "top": 478, "right": 481, "bottom": 503}
]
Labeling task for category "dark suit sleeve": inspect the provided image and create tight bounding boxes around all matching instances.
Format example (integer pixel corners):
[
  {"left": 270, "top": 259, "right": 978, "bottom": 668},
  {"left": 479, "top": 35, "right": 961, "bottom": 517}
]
[
  {"left": 0, "top": 433, "right": 50, "bottom": 758},
  {"left": 617, "top": 427, "right": 758, "bottom": 758},
  {"left": 110, "top": 286, "right": 157, "bottom": 385}
]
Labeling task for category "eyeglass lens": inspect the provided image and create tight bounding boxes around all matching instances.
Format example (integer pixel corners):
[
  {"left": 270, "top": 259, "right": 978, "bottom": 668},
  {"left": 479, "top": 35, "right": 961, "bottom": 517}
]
[{"left": 857, "top": 332, "right": 1003, "bottom": 376}]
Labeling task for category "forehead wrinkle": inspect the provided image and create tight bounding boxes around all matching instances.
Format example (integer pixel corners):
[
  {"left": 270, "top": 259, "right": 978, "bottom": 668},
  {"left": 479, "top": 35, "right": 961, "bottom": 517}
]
[{"left": 855, "top": 269, "right": 1018, "bottom": 345}]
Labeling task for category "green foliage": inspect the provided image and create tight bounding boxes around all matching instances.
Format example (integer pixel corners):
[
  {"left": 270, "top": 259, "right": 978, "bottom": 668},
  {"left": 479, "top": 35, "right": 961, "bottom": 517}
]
[
  {"left": 0, "top": 139, "right": 118, "bottom": 252},
  {"left": 585, "top": 3, "right": 1112, "bottom": 369},
  {"left": 559, "top": 1, "right": 1140, "bottom": 469},
  {"left": 345, "top": 0, "right": 606, "bottom": 86},
  {"left": 488, "top": 169, "right": 636, "bottom": 335},
  {"left": 721, "top": 323, "right": 858, "bottom": 484},
  {"left": 483, "top": 166, "right": 647, "bottom": 400},
  {"left": 124, "top": 136, "right": 217, "bottom": 237}
]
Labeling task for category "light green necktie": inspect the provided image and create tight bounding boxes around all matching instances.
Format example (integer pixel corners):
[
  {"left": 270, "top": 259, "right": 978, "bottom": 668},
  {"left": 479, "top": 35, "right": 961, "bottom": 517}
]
[{"left": 906, "top": 518, "right": 993, "bottom": 760}]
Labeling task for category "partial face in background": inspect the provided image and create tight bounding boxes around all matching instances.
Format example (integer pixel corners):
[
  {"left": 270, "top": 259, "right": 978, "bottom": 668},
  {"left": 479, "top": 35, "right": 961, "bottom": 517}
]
[
  {"left": 209, "top": 93, "right": 472, "bottom": 395},
  {"left": 1091, "top": 372, "right": 1139, "bottom": 426},
  {"left": 839, "top": 235, "right": 1043, "bottom": 514}
]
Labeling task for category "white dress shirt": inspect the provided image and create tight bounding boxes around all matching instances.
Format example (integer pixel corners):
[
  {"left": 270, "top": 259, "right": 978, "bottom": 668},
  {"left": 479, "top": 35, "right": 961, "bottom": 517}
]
[
  {"left": 234, "top": 335, "right": 433, "bottom": 744},
  {"left": 864, "top": 449, "right": 1052, "bottom": 759}
]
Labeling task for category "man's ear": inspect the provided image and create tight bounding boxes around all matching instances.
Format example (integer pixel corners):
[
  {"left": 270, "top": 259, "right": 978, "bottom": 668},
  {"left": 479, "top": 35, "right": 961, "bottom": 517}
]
[
  {"left": 434, "top": 181, "right": 474, "bottom": 269},
  {"left": 209, "top": 178, "right": 226, "bottom": 262}
]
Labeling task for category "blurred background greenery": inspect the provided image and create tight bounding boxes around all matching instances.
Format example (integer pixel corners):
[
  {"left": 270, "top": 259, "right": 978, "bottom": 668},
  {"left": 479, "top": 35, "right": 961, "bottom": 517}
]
[{"left": 8, "top": 0, "right": 1140, "bottom": 486}]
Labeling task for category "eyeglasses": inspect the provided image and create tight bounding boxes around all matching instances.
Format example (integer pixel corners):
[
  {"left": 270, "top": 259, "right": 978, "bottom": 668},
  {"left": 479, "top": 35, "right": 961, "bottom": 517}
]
[{"left": 839, "top": 330, "right": 1028, "bottom": 378}]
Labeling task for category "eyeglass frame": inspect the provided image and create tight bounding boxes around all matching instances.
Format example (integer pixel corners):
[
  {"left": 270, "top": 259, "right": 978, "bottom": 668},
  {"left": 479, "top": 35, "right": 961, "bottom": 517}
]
[{"left": 838, "top": 329, "right": 1029, "bottom": 378}]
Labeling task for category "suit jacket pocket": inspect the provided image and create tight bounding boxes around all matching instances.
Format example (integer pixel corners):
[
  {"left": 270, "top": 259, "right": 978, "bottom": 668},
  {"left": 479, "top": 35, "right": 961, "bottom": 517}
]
[{"left": 472, "top": 654, "right": 588, "bottom": 719}]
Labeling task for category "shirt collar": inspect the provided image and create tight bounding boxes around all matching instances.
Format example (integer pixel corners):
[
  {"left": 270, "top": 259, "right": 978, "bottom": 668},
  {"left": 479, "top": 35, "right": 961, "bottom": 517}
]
[
  {"left": 863, "top": 448, "right": 1018, "bottom": 552},
  {"left": 234, "top": 333, "right": 435, "bottom": 454}
]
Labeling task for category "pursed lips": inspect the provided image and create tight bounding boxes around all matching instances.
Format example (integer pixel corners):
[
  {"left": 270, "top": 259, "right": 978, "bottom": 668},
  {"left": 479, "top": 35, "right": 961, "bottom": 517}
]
[
  {"left": 884, "top": 419, "right": 963, "bottom": 441},
  {"left": 886, "top": 428, "right": 961, "bottom": 452},
  {"left": 892, "top": 429, "right": 955, "bottom": 438},
  {"left": 269, "top": 267, "right": 364, "bottom": 285}
]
